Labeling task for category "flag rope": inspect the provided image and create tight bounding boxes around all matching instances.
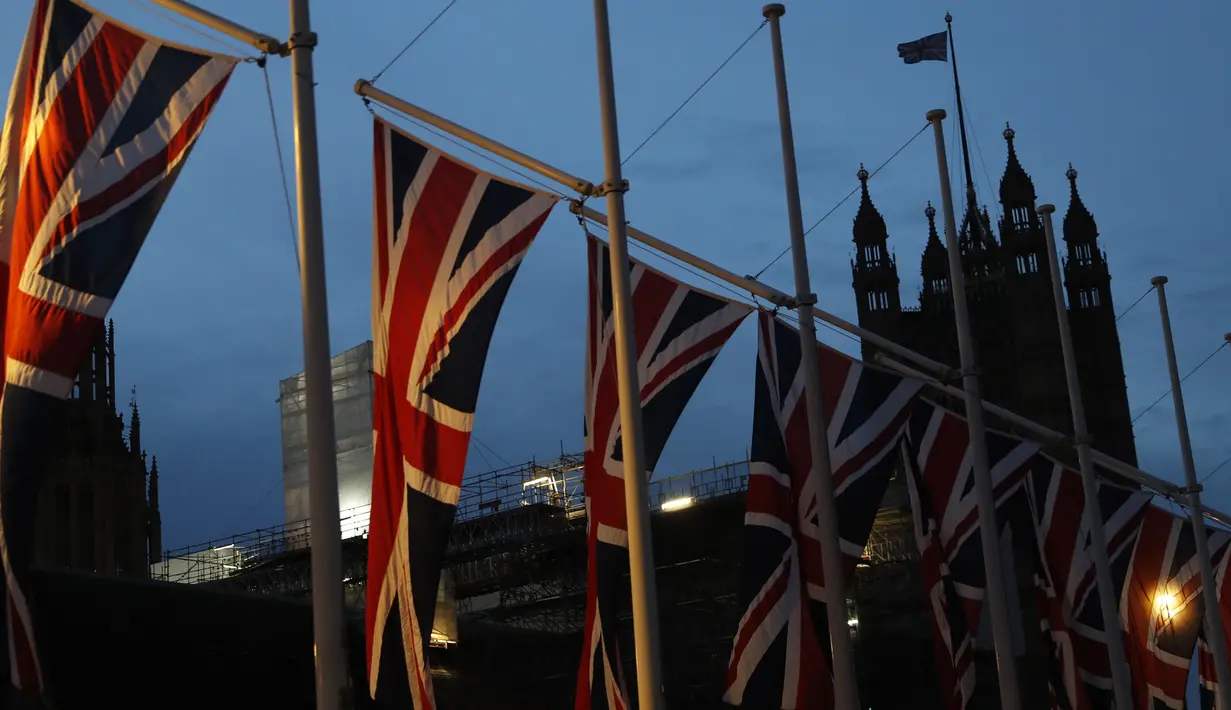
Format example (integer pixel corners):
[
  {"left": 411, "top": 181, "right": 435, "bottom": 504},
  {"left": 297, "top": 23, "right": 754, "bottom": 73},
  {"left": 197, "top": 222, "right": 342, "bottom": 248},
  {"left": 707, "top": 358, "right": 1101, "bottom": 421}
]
[
  {"left": 1117, "top": 284, "right": 1157, "bottom": 322},
  {"left": 260, "top": 58, "right": 301, "bottom": 272},
  {"left": 125, "top": 0, "right": 258, "bottom": 57},
  {"left": 1132, "top": 340, "right": 1228, "bottom": 425},
  {"left": 369, "top": 101, "right": 571, "bottom": 199},
  {"left": 367, "top": 0, "right": 461, "bottom": 84},
  {"left": 621, "top": 19, "right": 768, "bottom": 167},
  {"left": 754, "top": 122, "right": 931, "bottom": 278}
]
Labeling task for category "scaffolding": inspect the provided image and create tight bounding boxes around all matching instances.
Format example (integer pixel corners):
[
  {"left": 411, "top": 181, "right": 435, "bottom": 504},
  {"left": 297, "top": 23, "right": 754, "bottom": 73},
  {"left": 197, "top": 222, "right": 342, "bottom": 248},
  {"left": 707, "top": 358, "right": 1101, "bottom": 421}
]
[{"left": 279, "top": 341, "right": 375, "bottom": 525}]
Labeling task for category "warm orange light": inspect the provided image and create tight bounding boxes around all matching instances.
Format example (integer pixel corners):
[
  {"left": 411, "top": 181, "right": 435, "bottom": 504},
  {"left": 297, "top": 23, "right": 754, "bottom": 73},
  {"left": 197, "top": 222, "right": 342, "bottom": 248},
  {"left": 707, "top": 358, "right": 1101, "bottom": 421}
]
[{"left": 1156, "top": 589, "right": 1178, "bottom": 622}]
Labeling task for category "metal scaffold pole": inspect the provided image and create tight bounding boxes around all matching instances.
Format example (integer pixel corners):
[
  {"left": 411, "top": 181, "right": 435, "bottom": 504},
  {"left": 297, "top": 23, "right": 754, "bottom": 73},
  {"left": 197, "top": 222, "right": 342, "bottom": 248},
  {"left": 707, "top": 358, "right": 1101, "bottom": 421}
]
[
  {"left": 762, "top": 5, "right": 860, "bottom": 709},
  {"left": 926, "top": 108, "right": 1022, "bottom": 710},
  {"left": 590, "top": 0, "right": 666, "bottom": 707},
  {"left": 1039, "top": 205, "right": 1133, "bottom": 710}
]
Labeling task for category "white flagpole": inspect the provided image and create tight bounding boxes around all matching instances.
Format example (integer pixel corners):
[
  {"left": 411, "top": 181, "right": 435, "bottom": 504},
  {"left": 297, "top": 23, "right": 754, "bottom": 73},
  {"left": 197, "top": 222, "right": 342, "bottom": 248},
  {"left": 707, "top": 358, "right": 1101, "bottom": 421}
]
[
  {"left": 1152, "top": 275, "right": 1231, "bottom": 710},
  {"left": 590, "top": 0, "right": 666, "bottom": 707},
  {"left": 287, "top": 2, "right": 350, "bottom": 709},
  {"left": 143, "top": 2, "right": 349, "bottom": 708},
  {"left": 926, "top": 108, "right": 1023, "bottom": 710},
  {"left": 761, "top": 6, "right": 860, "bottom": 709},
  {"left": 1038, "top": 205, "right": 1133, "bottom": 710}
]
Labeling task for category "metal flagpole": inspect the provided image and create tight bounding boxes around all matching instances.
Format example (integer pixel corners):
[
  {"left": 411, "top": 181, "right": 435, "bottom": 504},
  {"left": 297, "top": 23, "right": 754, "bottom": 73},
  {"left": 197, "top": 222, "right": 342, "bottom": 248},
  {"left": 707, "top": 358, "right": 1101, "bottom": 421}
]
[
  {"left": 1152, "top": 275, "right": 1231, "bottom": 710},
  {"left": 590, "top": 0, "right": 665, "bottom": 707},
  {"left": 349, "top": 85, "right": 1231, "bottom": 531},
  {"left": 287, "top": 2, "right": 350, "bottom": 708},
  {"left": 762, "top": 6, "right": 860, "bottom": 710},
  {"left": 926, "top": 108, "right": 1023, "bottom": 710},
  {"left": 1038, "top": 205, "right": 1133, "bottom": 710},
  {"left": 146, "top": 2, "right": 348, "bottom": 708}
]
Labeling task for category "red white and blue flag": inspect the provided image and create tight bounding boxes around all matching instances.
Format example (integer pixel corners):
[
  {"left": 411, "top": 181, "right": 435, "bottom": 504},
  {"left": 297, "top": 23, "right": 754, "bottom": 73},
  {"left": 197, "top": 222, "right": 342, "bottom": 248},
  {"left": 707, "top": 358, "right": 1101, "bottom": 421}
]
[
  {"left": 1121, "top": 504, "right": 1230, "bottom": 710},
  {"left": 901, "top": 399, "right": 1039, "bottom": 710},
  {"left": 578, "top": 232, "right": 750, "bottom": 710},
  {"left": 1025, "top": 456, "right": 1151, "bottom": 710},
  {"left": 1198, "top": 536, "right": 1231, "bottom": 710},
  {"left": 724, "top": 312, "right": 922, "bottom": 708},
  {"left": 366, "top": 116, "right": 558, "bottom": 708},
  {"left": 0, "top": 0, "right": 235, "bottom": 692}
]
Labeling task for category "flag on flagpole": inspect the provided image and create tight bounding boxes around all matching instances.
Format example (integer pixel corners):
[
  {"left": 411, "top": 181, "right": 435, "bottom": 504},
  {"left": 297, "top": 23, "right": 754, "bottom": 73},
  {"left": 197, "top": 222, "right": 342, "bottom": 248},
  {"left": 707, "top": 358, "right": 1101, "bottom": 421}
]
[
  {"left": 0, "top": 0, "right": 237, "bottom": 693},
  {"left": 725, "top": 311, "right": 922, "bottom": 709},
  {"left": 1025, "top": 456, "right": 1151, "bottom": 710},
  {"left": 1121, "top": 505, "right": 1230, "bottom": 710},
  {"left": 897, "top": 31, "right": 948, "bottom": 64},
  {"left": 578, "top": 232, "right": 750, "bottom": 710},
  {"left": 901, "top": 399, "right": 1039, "bottom": 710},
  {"left": 366, "top": 115, "right": 559, "bottom": 709}
]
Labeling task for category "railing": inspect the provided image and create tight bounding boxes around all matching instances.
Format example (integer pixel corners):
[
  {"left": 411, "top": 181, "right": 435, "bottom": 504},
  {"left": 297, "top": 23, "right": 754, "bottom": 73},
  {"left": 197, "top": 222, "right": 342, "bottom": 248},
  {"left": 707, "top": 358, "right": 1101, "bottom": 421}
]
[{"left": 152, "top": 454, "right": 750, "bottom": 585}]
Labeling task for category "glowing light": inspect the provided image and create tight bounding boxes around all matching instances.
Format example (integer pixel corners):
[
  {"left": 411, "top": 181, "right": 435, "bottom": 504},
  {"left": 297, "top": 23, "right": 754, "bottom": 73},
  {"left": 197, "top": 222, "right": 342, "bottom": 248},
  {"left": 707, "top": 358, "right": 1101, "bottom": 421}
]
[
  {"left": 523, "top": 476, "right": 555, "bottom": 489},
  {"left": 1156, "top": 588, "right": 1178, "bottom": 622},
  {"left": 661, "top": 496, "right": 695, "bottom": 512},
  {"left": 847, "top": 618, "right": 859, "bottom": 627}
]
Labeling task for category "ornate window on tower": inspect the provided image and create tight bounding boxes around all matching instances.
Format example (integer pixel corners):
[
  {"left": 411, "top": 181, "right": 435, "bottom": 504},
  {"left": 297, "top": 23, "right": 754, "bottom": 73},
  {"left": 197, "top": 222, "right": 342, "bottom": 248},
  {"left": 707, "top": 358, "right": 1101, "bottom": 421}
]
[
  {"left": 866, "top": 290, "right": 891, "bottom": 311},
  {"left": 930, "top": 277, "right": 950, "bottom": 295},
  {"left": 1072, "top": 243, "right": 1094, "bottom": 266},
  {"left": 1015, "top": 252, "right": 1039, "bottom": 275},
  {"left": 1076, "top": 287, "right": 1101, "bottom": 308},
  {"left": 863, "top": 243, "right": 883, "bottom": 267},
  {"left": 1011, "top": 206, "right": 1033, "bottom": 232}
]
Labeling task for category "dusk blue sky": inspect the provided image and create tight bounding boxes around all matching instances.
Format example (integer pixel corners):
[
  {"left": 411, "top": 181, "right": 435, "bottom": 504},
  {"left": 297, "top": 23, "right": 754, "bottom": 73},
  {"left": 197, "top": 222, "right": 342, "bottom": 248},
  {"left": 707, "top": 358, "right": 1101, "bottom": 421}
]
[{"left": 1, "top": 0, "right": 1227, "bottom": 558}]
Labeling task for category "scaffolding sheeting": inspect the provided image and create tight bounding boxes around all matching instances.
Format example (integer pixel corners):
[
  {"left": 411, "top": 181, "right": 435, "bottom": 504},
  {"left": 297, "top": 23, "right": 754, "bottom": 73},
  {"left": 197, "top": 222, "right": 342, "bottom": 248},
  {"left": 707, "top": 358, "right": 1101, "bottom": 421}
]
[{"left": 279, "top": 341, "right": 375, "bottom": 525}]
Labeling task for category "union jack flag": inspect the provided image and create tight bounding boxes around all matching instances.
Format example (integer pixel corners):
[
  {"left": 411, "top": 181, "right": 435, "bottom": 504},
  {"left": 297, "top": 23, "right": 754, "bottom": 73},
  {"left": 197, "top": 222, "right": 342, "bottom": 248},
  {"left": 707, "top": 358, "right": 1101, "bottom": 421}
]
[
  {"left": 1025, "top": 456, "right": 1151, "bottom": 710},
  {"left": 1198, "top": 539, "right": 1231, "bottom": 710},
  {"left": 366, "top": 116, "right": 558, "bottom": 708},
  {"left": 1121, "top": 504, "right": 1230, "bottom": 710},
  {"left": 0, "top": 0, "right": 235, "bottom": 692},
  {"left": 901, "top": 399, "right": 1040, "bottom": 710},
  {"left": 725, "top": 312, "right": 922, "bottom": 708},
  {"left": 578, "top": 232, "right": 750, "bottom": 710}
]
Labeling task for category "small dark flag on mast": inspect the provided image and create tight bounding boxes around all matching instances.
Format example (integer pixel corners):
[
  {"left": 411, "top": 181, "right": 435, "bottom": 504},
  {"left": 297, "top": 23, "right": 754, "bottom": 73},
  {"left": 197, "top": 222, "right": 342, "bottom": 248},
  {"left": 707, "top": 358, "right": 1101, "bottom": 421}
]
[{"left": 897, "top": 31, "right": 948, "bottom": 63}]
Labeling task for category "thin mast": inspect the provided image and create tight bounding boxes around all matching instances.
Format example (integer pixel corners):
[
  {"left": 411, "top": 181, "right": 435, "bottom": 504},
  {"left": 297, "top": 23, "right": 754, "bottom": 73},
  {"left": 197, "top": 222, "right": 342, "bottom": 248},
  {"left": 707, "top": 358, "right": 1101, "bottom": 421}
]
[
  {"left": 927, "top": 107, "right": 1023, "bottom": 710},
  {"left": 762, "top": 5, "right": 860, "bottom": 709},
  {"left": 1039, "top": 205, "right": 1134, "bottom": 710},
  {"left": 1152, "top": 276, "right": 1231, "bottom": 710},
  {"left": 945, "top": 13, "right": 979, "bottom": 217},
  {"left": 590, "top": 0, "right": 666, "bottom": 707},
  {"left": 147, "top": 2, "right": 350, "bottom": 708}
]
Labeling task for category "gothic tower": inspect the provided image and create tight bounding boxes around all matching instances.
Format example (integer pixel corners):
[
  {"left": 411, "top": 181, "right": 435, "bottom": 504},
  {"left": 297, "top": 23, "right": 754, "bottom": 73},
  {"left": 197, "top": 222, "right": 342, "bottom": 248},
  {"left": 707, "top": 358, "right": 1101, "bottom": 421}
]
[
  {"left": 1062, "top": 164, "right": 1137, "bottom": 464},
  {"left": 851, "top": 163, "right": 902, "bottom": 361},
  {"left": 995, "top": 124, "right": 1069, "bottom": 434},
  {"left": 33, "top": 320, "right": 161, "bottom": 576}
]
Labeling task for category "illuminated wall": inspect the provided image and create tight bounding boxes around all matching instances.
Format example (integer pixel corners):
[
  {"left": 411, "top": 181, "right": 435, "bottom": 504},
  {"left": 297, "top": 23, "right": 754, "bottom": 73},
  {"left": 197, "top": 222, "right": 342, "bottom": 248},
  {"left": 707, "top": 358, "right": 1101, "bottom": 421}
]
[{"left": 280, "top": 341, "right": 375, "bottom": 531}]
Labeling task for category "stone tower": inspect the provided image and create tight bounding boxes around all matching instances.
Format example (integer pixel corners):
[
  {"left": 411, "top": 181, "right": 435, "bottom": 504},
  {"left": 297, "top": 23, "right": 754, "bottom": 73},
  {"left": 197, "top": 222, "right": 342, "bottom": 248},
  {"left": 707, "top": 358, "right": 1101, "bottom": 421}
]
[
  {"left": 850, "top": 124, "right": 1137, "bottom": 464},
  {"left": 32, "top": 320, "right": 161, "bottom": 576}
]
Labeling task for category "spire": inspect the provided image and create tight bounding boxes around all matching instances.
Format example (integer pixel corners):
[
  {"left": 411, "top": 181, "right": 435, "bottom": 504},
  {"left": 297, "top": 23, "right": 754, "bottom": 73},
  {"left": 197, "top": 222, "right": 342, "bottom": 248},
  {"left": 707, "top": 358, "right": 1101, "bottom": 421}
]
[
  {"left": 999, "top": 121, "right": 1037, "bottom": 209},
  {"left": 106, "top": 319, "right": 117, "bottom": 411},
  {"left": 148, "top": 455, "right": 162, "bottom": 565},
  {"left": 1063, "top": 163, "right": 1098, "bottom": 246},
  {"left": 852, "top": 163, "right": 888, "bottom": 250},
  {"left": 920, "top": 202, "right": 950, "bottom": 302},
  {"left": 129, "top": 386, "right": 141, "bottom": 456},
  {"left": 850, "top": 163, "right": 900, "bottom": 323}
]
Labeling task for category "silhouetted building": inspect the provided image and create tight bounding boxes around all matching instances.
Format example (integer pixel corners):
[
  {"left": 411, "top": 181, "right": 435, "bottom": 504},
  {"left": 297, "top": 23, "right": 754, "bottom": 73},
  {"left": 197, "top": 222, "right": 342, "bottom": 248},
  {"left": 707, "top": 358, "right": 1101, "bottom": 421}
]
[
  {"left": 32, "top": 320, "right": 160, "bottom": 576},
  {"left": 850, "top": 123, "right": 1136, "bottom": 465}
]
